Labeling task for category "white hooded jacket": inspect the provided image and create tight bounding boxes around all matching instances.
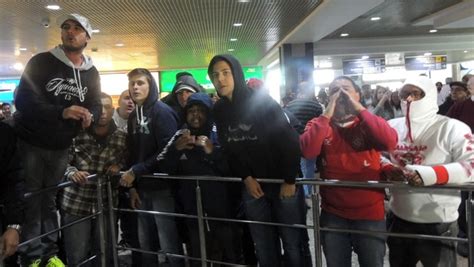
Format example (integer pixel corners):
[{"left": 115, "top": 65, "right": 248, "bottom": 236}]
[{"left": 388, "top": 76, "right": 474, "bottom": 223}]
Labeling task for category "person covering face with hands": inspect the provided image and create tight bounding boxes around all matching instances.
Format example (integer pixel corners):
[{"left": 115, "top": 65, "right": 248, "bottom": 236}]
[{"left": 300, "top": 76, "right": 398, "bottom": 267}]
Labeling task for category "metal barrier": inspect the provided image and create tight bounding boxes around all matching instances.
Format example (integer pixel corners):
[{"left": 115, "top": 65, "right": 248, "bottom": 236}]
[
  {"left": 109, "top": 174, "right": 474, "bottom": 267},
  {"left": 17, "top": 174, "right": 107, "bottom": 267}
]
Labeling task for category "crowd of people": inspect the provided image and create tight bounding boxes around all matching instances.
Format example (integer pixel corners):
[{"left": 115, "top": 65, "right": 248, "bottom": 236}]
[{"left": 1, "top": 12, "right": 474, "bottom": 267}]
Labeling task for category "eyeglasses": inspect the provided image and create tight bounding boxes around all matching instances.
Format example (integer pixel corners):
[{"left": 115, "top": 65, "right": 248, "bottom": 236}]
[{"left": 399, "top": 90, "right": 425, "bottom": 100}]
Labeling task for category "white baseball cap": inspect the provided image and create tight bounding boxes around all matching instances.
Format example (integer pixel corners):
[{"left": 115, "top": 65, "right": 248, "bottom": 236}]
[{"left": 57, "top": 13, "right": 93, "bottom": 38}]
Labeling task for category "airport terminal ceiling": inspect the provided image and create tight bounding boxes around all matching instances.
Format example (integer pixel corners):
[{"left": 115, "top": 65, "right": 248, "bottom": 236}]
[{"left": 0, "top": 0, "right": 473, "bottom": 77}]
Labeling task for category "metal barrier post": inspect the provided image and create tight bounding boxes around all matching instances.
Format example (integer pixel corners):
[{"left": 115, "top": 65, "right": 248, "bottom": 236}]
[
  {"left": 196, "top": 184, "right": 207, "bottom": 267},
  {"left": 312, "top": 182, "right": 322, "bottom": 267},
  {"left": 468, "top": 191, "right": 473, "bottom": 267},
  {"left": 107, "top": 180, "right": 119, "bottom": 267},
  {"left": 96, "top": 180, "right": 106, "bottom": 267}
]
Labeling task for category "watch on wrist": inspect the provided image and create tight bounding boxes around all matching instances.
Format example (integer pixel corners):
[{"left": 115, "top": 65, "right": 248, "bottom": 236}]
[{"left": 7, "top": 224, "right": 21, "bottom": 234}]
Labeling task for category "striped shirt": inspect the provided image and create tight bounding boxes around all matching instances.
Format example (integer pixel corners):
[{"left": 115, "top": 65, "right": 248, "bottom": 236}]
[
  {"left": 59, "top": 125, "right": 127, "bottom": 216},
  {"left": 285, "top": 98, "right": 323, "bottom": 134}
]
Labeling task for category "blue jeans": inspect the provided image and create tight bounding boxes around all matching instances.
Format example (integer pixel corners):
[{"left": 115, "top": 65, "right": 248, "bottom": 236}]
[
  {"left": 300, "top": 157, "right": 317, "bottom": 197},
  {"left": 243, "top": 184, "right": 311, "bottom": 267},
  {"left": 320, "top": 210, "right": 386, "bottom": 267},
  {"left": 17, "top": 140, "right": 69, "bottom": 265},
  {"left": 387, "top": 213, "right": 457, "bottom": 267},
  {"left": 137, "top": 188, "right": 184, "bottom": 267},
  {"left": 61, "top": 212, "right": 98, "bottom": 267}
]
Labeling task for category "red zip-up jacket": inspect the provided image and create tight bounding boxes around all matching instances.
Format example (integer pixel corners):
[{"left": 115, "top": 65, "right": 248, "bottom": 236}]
[{"left": 300, "top": 110, "right": 397, "bottom": 220}]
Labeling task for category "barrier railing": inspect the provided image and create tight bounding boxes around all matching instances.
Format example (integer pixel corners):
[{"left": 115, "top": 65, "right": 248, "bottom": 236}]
[
  {"left": 109, "top": 174, "right": 474, "bottom": 267},
  {"left": 17, "top": 174, "right": 106, "bottom": 267}
]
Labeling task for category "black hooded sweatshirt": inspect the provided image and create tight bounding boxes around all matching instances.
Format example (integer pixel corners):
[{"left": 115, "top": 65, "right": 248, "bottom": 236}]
[
  {"left": 127, "top": 70, "right": 179, "bottom": 188},
  {"left": 208, "top": 55, "right": 300, "bottom": 184},
  {"left": 14, "top": 46, "right": 102, "bottom": 150}
]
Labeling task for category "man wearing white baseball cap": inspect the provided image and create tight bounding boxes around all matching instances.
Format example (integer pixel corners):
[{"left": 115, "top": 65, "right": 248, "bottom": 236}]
[{"left": 14, "top": 13, "right": 101, "bottom": 267}]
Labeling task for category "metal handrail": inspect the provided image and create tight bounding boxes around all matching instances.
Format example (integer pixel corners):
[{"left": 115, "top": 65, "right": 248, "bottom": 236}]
[{"left": 111, "top": 174, "right": 474, "bottom": 267}]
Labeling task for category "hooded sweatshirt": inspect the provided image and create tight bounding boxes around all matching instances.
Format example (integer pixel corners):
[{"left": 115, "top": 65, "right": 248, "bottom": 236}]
[
  {"left": 14, "top": 45, "right": 102, "bottom": 149},
  {"left": 388, "top": 76, "right": 474, "bottom": 223},
  {"left": 162, "top": 73, "right": 203, "bottom": 123},
  {"left": 127, "top": 71, "right": 179, "bottom": 188},
  {"left": 209, "top": 54, "right": 300, "bottom": 184}
]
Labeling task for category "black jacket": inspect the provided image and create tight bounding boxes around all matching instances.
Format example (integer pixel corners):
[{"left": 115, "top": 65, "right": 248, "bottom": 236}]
[
  {"left": 127, "top": 70, "right": 179, "bottom": 187},
  {"left": 0, "top": 122, "right": 24, "bottom": 225},
  {"left": 209, "top": 54, "right": 301, "bottom": 184},
  {"left": 14, "top": 46, "right": 102, "bottom": 150}
]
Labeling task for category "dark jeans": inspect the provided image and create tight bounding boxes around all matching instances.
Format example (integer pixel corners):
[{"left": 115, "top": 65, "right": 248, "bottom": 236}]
[
  {"left": 387, "top": 213, "right": 458, "bottom": 267},
  {"left": 320, "top": 210, "right": 386, "bottom": 267},
  {"left": 17, "top": 139, "right": 69, "bottom": 265},
  {"left": 242, "top": 184, "right": 311, "bottom": 267}
]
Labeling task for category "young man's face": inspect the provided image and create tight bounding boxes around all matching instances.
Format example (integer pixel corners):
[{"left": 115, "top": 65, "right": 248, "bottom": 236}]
[
  {"left": 328, "top": 78, "right": 360, "bottom": 121},
  {"left": 211, "top": 60, "right": 235, "bottom": 100},
  {"left": 2, "top": 104, "right": 11, "bottom": 115},
  {"left": 129, "top": 75, "right": 150, "bottom": 106},
  {"left": 399, "top": 85, "right": 425, "bottom": 102},
  {"left": 98, "top": 97, "right": 114, "bottom": 127},
  {"left": 177, "top": 90, "right": 194, "bottom": 108},
  {"left": 186, "top": 104, "right": 207, "bottom": 129},
  {"left": 118, "top": 90, "right": 135, "bottom": 117},
  {"left": 61, "top": 20, "right": 89, "bottom": 52}
]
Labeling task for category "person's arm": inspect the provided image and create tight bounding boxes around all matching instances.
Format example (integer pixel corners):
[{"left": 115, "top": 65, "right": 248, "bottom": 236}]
[
  {"left": 405, "top": 123, "right": 474, "bottom": 186},
  {"left": 155, "top": 130, "right": 185, "bottom": 174},
  {"left": 358, "top": 110, "right": 398, "bottom": 151},
  {"left": 82, "top": 69, "right": 102, "bottom": 125}
]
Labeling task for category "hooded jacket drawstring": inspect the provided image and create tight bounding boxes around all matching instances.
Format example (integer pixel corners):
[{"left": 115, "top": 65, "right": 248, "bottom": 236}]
[
  {"left": 405, "top": 101, "right": 413, "bottom": 143},
  {"left": 135, "top": 105, "right": 145, "bottom": 127}
]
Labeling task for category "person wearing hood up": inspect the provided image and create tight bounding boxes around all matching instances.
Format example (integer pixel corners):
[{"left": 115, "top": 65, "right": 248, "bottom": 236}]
[
  {"left": 208, "top": 54, "right": 311, "bottom": 267},
  {"left": 382, "top": 76, "right": 474, "bottom": 267},
  {"left": 13, "top": 13, "right": 101, "bottom": 267},
  {"left": 119, "top": 68, "right": 183, "bottom": 266},
  {"left": 300, "top": 76, "right": 398, "bottom": 267},
  {"left": 157, "top": 92, "right": 240, "bottom": 266},
  {"left": 162, "top": 72, "right": 203, "bottom": 126}
]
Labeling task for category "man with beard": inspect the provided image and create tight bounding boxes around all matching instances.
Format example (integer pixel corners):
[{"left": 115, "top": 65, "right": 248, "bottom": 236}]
[
  {"left": 13, "top": 13, "right": 101, "bottom": 267},
  {"left": 300, "top": 76, "right": 398, "bottom": 267}
]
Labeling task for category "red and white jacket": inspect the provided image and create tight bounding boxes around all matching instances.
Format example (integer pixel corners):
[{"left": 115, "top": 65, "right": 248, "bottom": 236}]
[
  {"left": 300, "top": 110, "right": 397, "bottom": 220},
  {"left": 388, "top": 76, "right": 474, "bottom": 223}
]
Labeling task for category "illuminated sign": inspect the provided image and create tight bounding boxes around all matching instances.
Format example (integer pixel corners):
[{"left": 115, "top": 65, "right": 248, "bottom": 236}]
[
  {"left": 405, "top": 56, "right": 447, "bottom": 71},
  {"left": 343, "top": 59, "right": 386, "bottom": 75},
  {"left": 0, "top": 79, "right": 20, "bottom": 102},
  {"left": 160, "top": 67, "right": 263, "bottom": 93}
]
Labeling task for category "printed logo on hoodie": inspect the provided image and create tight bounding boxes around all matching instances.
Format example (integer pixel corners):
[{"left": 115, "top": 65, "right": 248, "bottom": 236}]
[
  {"left": 227, "top": 123, "right": 258, "bottom": 142},
  {"left": 46, "top": 78, "right": 88, "bottom": 101}
]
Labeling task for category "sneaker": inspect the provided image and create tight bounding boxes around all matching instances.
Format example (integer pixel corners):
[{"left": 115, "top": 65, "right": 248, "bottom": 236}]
[
  {"left": 46, "top": 256, "right": 65, "bottom": 267},
  {"left": 28, "top": 259, "right": 41, "bottom": 267}
]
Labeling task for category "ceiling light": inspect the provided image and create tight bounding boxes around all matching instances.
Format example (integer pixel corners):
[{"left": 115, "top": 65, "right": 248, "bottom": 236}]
[
  {"left": 45, "top": 5, "right": 61, "bottom": 10},
  {"left": 464, "top": 50, "right": 468, "bottom": 53},
  {"left": 370, "top": 17, "right": 381, "bottom": 21},
  {"left": 237, "top": 0, "right": 251, "bottom": 2},
  {"left": 424, "top": 52, "right": 432, "bottom": 56},
  {"left": 115, "top": 43, "right": 125, "bottom": 47},
  {"left": 361, "top": 55, "right": 369, "bottom": 60},
  {"left": 19, "top": 47, "right": 27, "bottom": 51},
  {"left": 228, "top": 49, "right": 235, "bottom": 52},
  {"left": 13, "top": 63, "right": 24, "bottom": 71},
  {"left": 340, "top": 33, "right": 349, "bottom": 37},
  {"left": 327, "top": 57, "right": 332, "bottom": 60},
  {"left": 233, "top": 23, "right": 242, "bottom": 27},
  {"left": 429, "top": 29, "right": 438, "bottom": 33},
  {"left": 230, "top": 38, "right": 238, "bottom": 41},
  {"left": 91, "top": 29, "right": 100, "bottom": 33}
]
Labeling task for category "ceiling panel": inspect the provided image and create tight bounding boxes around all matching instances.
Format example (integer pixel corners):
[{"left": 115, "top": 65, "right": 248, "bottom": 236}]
[{"left": 0, "top": 0, "right": 322, "bottom": 76}]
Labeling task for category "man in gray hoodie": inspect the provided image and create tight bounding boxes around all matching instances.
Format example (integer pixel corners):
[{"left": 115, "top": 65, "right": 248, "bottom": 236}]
[{"left": 14, "top": 13, "right": 101, "bottom": 267}]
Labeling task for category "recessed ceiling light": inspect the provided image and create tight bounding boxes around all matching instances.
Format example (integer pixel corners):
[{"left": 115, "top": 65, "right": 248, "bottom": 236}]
[
  {"left": 340, "top": 33, "right": 349, "bottom": 37},
  {"left": 13, "top": 63, "right": 24, "bottom": 70},
  {"left": 19, "top": 47, "right": 27, "bottom": 51},
  {"left": 91, "top": 29, "right": 100, "bottom": 33},
  {"left": 46, "top": 5, "right": 61, "bottom": 10},
  {"left": 361, "top": 55, "right": 369, "bottom": 60},
  {"left": 237, "top": 0, "right": 251, "bottom": 2},
  {"left": 115, "top": 43, "right": 125, "bottom": 47},
  {"left": 424, "top": 52, "right": 432, "bottom": 56},
  {"left": 228, "top": 49, "right": 235, "bottom": 52},
  {"left": 233, "top": 23, "right": 242, "bottom": 27},
  {"left": 230, "top": 38, "right": 238, "bottom": 41},
  {"left": 464, "top": 50, "right": 468, "bottom": 53},
  {"left": 370, "top": 17, "right": 381, "bottom": 21},
  {"left": 429, "top": 29, "right": 438, "bottom": 33}
]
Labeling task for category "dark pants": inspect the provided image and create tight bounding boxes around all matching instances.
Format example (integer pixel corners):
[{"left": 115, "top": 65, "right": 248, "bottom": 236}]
[
  {"left": 243, "top": 184, "right": 311, "bottom": 267},
  {"left": 388, "top": 213, "right": 458, "bottom": 267}
]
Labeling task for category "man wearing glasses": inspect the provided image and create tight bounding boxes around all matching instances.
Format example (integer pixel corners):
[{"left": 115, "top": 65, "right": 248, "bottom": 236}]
[{"left": 382, "top": 76, "right": 474, "bottom": 267}]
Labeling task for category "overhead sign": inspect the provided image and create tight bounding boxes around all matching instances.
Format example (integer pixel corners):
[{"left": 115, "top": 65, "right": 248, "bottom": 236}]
[
  {"left": 343, "top": 59, "right": 385, "bottom": 75},
  {"left": 0, "top": 79, "right": 20, "bottom": 103},
  {"left": 405, "top": 56, "right": 447, "bottom": 71},
  {"left": 385, "top": 53, "right": 405, "bottom": 65}
]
